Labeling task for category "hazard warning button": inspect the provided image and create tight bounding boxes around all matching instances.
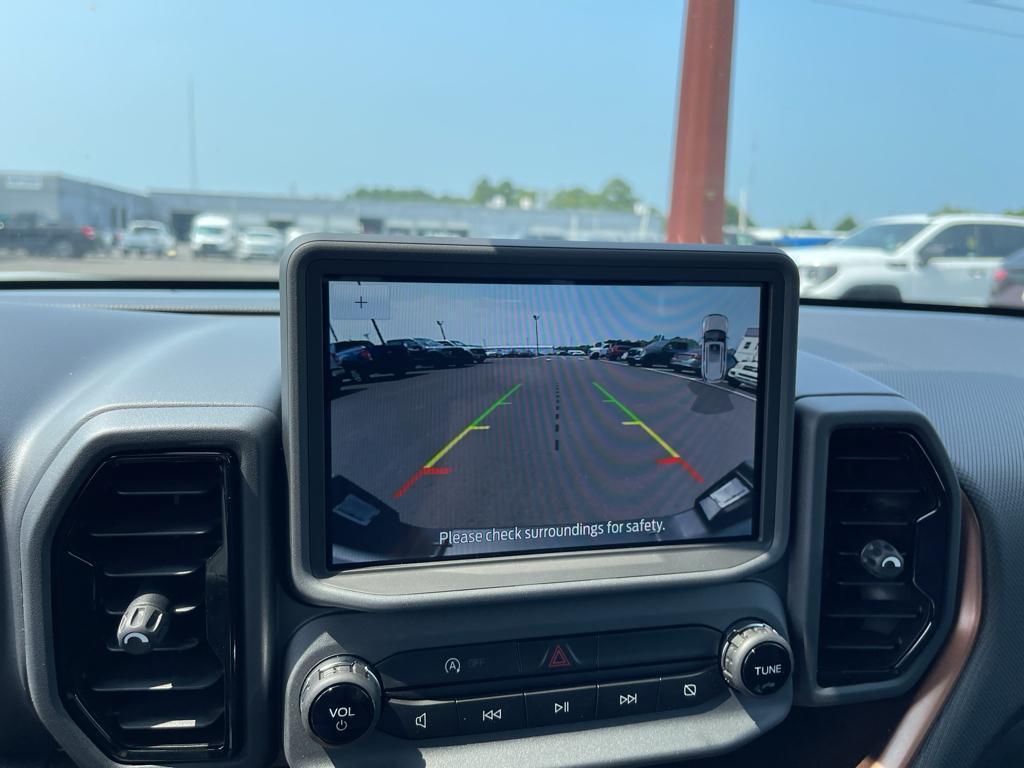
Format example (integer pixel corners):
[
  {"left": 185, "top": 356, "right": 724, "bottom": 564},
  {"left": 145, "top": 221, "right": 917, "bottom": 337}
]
[{"left": 517, "top": 636, "right": 597, "bottom": 673}]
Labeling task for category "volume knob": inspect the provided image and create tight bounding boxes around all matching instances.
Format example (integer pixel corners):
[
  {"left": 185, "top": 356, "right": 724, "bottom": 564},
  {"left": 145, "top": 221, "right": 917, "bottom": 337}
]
[
  {"left": 720, "top": 622, "right": 793, "bottom": 696},
  {"left": 300, "top": 656, "right": 382, "bottom": 746}
]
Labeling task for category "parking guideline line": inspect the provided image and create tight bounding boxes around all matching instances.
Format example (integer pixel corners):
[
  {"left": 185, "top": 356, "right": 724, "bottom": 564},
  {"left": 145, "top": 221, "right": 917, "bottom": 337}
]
[
  {"left": 423, "top": 383, "right": 522, "bottom": 468},
  {"left": 591, "top": 380, "right": 704, "bottom": 482},
  {"left": 592, "top": 381, "right": 680, "bottom": 459}
]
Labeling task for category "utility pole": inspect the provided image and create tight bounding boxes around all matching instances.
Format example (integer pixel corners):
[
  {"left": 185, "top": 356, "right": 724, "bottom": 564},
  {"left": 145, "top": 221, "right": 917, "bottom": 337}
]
[
  {"left": 533, "top": 314, "right": 540, "bottom": 357},
  {"left": 187, "top": 76, "right": 198, "bottom": 190},
  {"left": 370, "top": 318, "right": 385, "bottom": 345},
  {"left": 436, "top": 320, "right": 446, "bottom": 340},
  {"left": 666, "top": 0, "right": 735, "bottom": 244}
]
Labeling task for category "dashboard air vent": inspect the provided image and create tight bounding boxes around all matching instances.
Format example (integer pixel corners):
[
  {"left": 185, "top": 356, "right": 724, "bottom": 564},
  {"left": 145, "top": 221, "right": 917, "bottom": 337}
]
[
  {"left": 817, "top": 429, "right": 950, "bottom": 687},
  {"left": 53, "top": 453, "right": 237, "bottom": 762}
]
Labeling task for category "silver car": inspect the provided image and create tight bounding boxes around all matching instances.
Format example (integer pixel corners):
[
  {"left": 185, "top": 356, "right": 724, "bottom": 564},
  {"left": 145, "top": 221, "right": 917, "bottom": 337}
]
[
  {"left": 236, "top": 227, "right": 285, "bottom": 260},
  {"left": 121, "top": 220, "right": 176, "bottom": 257}
]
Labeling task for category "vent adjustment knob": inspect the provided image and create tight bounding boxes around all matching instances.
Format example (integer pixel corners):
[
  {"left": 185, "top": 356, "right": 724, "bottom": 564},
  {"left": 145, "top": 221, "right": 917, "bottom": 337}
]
[
  {"left": 116, "top": 590, "right": 171, "bottom": 655},
  {"left": 721, "top": 622, "right": 793, "bottom": 696},
  {"left": 860, "top": 539, "right": 905, "bottom": 579},
  {"left": 300, "top": 656, "right": 381, "bottom": 747}
]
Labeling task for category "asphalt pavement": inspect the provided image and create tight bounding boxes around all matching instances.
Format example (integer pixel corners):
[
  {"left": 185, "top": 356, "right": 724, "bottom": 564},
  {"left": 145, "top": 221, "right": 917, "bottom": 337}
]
[
  {"left": 0, "top": 244, "right": 278, "bottom": 281},
  {"left": 329, "top": 356, "right": 757, "bottom": 553}
]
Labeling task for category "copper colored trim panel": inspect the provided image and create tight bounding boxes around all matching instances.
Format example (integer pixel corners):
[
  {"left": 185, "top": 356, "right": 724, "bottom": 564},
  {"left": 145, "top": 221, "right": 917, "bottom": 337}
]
[{"left": 858, "top": 493, "right": 983, "bottom": 768}]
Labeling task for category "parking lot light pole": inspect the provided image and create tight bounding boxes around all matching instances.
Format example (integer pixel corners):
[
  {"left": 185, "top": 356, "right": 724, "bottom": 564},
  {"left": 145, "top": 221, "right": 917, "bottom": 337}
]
[
  {"left": 533, "top": 314, "right": 540, "bottom": 356},
  {"left": 437, "top": 320, "right": 446, "bottom": 340}
]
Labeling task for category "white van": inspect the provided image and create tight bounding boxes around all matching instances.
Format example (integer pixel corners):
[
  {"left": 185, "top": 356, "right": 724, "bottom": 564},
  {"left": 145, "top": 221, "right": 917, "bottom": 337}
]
[
  {"left": 790, "top": 213, "right": 1024, "bottom": 306},
  {"left": 190, "top": 214, "right": 236, "bottom": 258}
]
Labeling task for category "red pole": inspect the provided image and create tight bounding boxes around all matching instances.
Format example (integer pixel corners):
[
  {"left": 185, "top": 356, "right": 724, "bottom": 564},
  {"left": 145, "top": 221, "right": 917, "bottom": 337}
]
[{"left": 666, "top": 0, "right": 735, "bottom": 244}]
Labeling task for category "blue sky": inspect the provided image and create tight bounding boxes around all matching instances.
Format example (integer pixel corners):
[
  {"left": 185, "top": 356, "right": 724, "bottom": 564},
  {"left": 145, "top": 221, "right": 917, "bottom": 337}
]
[
  {"left": 328, "top": 281, "right": 761, "bottom": 348},
  {"left": 3, "top": 1, "right": 1022, "bottom": 227}
]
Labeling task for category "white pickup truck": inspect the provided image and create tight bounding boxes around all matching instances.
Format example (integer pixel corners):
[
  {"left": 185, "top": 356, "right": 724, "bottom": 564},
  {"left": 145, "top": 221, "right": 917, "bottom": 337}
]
[{"left": 789, "top": 213, "right": 1024, "bottom": 306}]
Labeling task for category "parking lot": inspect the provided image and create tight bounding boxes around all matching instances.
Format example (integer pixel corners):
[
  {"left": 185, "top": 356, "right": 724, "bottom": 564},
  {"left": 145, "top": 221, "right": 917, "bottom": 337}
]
[
  {"left": 0, "top": 244, "right": 279, "bottom": 281},
  {"left": 330, "top": 354, "right": 756, "bottom": 541}
]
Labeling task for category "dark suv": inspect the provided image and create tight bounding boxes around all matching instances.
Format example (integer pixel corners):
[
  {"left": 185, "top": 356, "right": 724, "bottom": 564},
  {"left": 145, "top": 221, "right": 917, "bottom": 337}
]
[
  {"left": 637, "top": 339, "right": 697, "bottom": 367},
  {"left": 387, "top": 338, "right": 473, "bottom": 368},
  {"left": 329, "top": 341, "right": 411, "bottom": 385}
]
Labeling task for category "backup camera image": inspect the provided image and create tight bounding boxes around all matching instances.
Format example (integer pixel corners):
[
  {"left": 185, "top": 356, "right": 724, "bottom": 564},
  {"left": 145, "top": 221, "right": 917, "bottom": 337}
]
[{"left": 324, "top": 279, "right": 763, "bottom": 569}]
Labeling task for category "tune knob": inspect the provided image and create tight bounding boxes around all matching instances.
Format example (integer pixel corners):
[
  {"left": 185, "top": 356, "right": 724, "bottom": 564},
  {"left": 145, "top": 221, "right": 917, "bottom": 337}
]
[
  {"left": 300, "top": 656, "right": 382, "bottom": 746},
  {"left": 720, "top": 622, "right": 793, "bottom": 696}
]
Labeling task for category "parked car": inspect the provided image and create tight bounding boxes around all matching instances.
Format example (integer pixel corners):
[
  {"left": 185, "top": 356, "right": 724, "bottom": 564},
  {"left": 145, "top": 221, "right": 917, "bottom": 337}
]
[
  {"left": 329, "top": 341, "right": 411, "bottom": 385},
  {"left": 727, "top": 359, "right": 758, "bottom": 389},
  {"left": 439, "top": 339, "right": 487, "bottom": 362},
  {"left": 588, "top": 342, "right": 610, "bottom": 359},
  {"left": 121, "top": 220, "right": 176, "bottom": 257},
  {"left": 607, "top": 344, "right": 632, "bottom": 361},
  {"left": 990, "top": 247, "right": 1024, "bottom": 309},
  {"left": 0, "top": 213, "right": 98, "bottom": 258},
  {"left": 790, "top": 213, "right": 1024, "bottom": 305},
  {"left": 236, "top": 226, "right": 284, "bottom": 260},
  {"left": 638, "top": 339, "right": 697, "bottom": 367},
  {"left": 190, "top": 213, "right": 236, "bottom": 257},
  {"left": 386, "top": 338, "right": 473, "bottom": 368},
  {"left": 568, "top": 349, "right": 587, "bottom": 357},
  {"left": 670, "top": 348, "right": 737, "bottom": 377},
  {"left": 624, "top": 347, "right": 644, "bottom": 365}
]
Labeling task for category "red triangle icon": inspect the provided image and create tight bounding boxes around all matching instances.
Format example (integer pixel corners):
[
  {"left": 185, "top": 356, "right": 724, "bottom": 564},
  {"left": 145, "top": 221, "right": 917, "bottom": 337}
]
[{"left": 547, "top": 644, "right": 572, "bottom": 669}]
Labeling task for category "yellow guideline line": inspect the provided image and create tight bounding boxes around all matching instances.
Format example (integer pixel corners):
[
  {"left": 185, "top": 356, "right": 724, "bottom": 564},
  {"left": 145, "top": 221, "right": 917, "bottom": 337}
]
[
  {"left": 593, "top": 381, "right": 680, "bottom": 459},
  {"left": 424, "top": 383, "right": 522, "bottom": 468}
]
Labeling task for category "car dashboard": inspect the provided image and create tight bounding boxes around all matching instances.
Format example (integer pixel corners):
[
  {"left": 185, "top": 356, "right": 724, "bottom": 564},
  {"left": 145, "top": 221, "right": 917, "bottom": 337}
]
[{"left": 0, "top": 273, "right": 1020, "bottom": 768}]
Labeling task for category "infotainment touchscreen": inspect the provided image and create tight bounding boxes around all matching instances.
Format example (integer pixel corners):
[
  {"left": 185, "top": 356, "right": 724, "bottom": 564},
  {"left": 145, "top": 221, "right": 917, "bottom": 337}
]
[{"left": 323, "top": 279, "right": 766, "bottom": 570}]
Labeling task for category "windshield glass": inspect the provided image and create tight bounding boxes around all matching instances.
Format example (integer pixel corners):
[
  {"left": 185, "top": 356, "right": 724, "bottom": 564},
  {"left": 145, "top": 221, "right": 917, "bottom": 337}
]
[
  {"left": 2, "top": 2, "right": 1021, "bottom": 311},
  {"left": 834, "top": 223, "right": 926, "bottom": 252}
]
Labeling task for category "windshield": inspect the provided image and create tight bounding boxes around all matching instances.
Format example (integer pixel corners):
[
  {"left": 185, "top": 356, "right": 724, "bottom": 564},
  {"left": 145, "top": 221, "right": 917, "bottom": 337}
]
[
  {"left": 834, "top": 223, "right": 926, "bottom": 252},
  {"left": 2, "top": 2, "right": 1021, "bottom": 311}
]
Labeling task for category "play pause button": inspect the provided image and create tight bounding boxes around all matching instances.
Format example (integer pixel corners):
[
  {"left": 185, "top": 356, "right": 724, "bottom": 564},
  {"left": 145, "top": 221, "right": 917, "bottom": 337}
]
[{"left": 525, "top": 685, "right": 596, "bottom": 726}]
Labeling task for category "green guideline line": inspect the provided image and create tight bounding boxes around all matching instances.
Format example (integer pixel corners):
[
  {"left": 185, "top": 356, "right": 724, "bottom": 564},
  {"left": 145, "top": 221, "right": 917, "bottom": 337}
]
[
  {"left": 592, "top": 380, "right": 680, "bottom": 459},
  {"left": 592, "top": 380, "right": 642, "bottom": 422},
  {"left": 424, "top": 383, "right": 522, "bottom": 467}
]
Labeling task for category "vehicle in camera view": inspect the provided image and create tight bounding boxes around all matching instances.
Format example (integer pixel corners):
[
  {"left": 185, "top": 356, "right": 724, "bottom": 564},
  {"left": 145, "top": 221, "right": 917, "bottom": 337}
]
[
  {"left": 190, "top": 214, "right": 236, "bottom": 258},
  {"left": 329, "top": 340, "right": 411, "bottom": 385},
  {"left": 670, "top": 347, "right": 738, "bottom": 379},
  {"left": 624, "top": 347, "right": 643, "bottom": 365},
  {"left": 439, "top": 339, "right": 487, "bottom": 362},
  {"left": 387, "top": 338, "right": 473, "bottom": 368},
  {"left": 790, "top": 214, "right": 1024, "bottom": 305},
  {"left": 638, "top": 338, "right": 697, "bottom": 367},
  {"left": 120, "top": 220, "right": 176, "bottom": 257},
  {"left": 236, "top": 226, "right": 285, "bottom": 260}
]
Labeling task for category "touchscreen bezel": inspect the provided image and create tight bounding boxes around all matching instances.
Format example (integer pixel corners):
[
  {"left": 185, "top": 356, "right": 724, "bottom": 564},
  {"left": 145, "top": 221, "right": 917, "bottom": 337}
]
[{"left": 283, "top": 237, "right": 798, "bottom": 609}]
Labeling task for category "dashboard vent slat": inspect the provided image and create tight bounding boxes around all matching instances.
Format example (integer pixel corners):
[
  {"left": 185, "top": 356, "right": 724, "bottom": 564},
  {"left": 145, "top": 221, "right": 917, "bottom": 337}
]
[
  {"left": 816, "top": 429, "right": 951, "bottom": 687},
  {"left": 53, "top": 453, "right": 237, "bottom": 762}
]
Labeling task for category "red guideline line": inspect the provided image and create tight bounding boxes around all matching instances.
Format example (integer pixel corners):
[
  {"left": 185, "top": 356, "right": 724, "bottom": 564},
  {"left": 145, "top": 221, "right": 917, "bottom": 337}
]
[
  {"left": 657, "top": 456, "right": 704, "bottom": 483},
  {"left": 393, "top": 467, "right": 451, "bottom": 499}
]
